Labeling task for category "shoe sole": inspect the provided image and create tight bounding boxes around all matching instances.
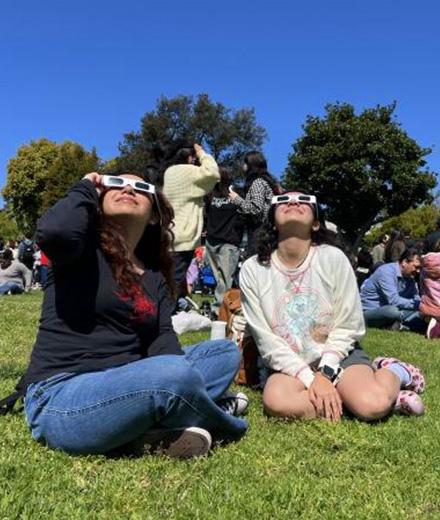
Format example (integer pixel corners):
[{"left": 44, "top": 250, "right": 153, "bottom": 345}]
[{"left": 165, "top": 427, "right": 212, "bottom": 459}]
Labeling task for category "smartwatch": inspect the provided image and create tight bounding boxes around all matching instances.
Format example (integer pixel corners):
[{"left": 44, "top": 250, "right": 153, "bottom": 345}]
[{"left": 320, "top": 365, "right": 344, "bottom": 386}]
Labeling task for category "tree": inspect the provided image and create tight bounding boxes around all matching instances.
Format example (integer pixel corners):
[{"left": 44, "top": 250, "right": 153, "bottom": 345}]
[
  {"left": 283, "top": 102, "right": 437, "bottom": 250},
  {"left": 365, "top": 205, "right": 440, "bottom": 246},
  {"left": 3, "top": 139, "right": 100, "bottom": 232},
  {"left": 0, "top": 209, "right": 19, "bottom": 242},
  {"left": 41, "top": 143, "right": 100, "bottom": 212},
  {"left": 117, "top": 94, "right": 267, "bottom": 173}
]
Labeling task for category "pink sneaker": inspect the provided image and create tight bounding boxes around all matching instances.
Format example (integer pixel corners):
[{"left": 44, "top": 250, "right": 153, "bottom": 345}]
[
  {"left": 373, "top": 357, "right": 426, "bottom": 394},
  {"left": 394, "top": 390, "right": 425, "bottom": 417}
]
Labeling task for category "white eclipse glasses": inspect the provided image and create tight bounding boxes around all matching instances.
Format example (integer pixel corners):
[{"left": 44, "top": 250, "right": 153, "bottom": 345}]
[
  {"left": 271, "top": 193, "right": 317, "bottom": 206},
  {"left": 101, "top": 175, "right": 162, "bottom": 224},
  {"left": 101, "top": 175, "right": 156, "bottom": 195}
]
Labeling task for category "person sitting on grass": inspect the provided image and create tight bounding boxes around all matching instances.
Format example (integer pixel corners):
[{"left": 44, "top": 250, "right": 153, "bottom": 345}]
[
  {"left": 0, "top": 248, "right": 32, "bottom": 295},
  {"left": 19, "top": 171, "right": 248, "bottom": 458},
  {"left": 360, "top": 249, "right": 426, "bottom": 333},
  {"left": 239, "top": 191, "right": 425, "bottom": 422},
  {"left": 419, "top": 244, "right": 440, "bottom": 339}
]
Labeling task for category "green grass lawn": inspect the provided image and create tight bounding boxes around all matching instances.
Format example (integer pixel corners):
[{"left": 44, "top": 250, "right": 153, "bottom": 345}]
[{"left": 1, "top": 292, "right": 440, "bottom": 519}]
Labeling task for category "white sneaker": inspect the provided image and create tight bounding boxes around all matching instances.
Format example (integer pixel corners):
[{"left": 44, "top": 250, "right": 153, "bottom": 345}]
[
  {"left": 217, "top": 392, "right": 250, "bottom": 416},
  {"left": 146, "top": 427, "right": 212, "bottom": 459}
]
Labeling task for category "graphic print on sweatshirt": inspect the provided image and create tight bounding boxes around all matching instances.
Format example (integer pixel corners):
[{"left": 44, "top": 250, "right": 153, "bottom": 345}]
[{"left": 271, "top": 285, "right": 333, "bottom": 359}]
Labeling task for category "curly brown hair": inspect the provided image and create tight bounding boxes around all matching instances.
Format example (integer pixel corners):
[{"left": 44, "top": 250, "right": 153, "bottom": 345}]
[{"left": 97, "top": 173, "right": 175, "bottom": 307}]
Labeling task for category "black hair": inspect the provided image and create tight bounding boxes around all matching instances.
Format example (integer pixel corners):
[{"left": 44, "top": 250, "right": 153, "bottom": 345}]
[
  {"left": 399, "top": 247, "right": 421, "bottom": 263},
  {"left": 256, "top": 191, "right": 344, "bottom": 265},
  {"left": 211, "top": 165, "right": 233, "bottom": 198},
  {"left": 1, "top": 248, "right": 13, "bottom": 262},
  {"left": 243, "top": 151, "right": 279, "bottom": 193},
  {"left": 168, "top": 139, "right": 196, "bottom": 166}
]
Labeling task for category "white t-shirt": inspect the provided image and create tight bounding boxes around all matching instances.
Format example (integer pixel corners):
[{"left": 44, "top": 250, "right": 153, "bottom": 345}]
[{"left": 239, "top": 244, "right": 366, "bottom": 388}]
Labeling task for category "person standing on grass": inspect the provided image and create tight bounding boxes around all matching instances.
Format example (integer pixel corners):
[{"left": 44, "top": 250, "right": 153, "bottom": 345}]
[
  {"left": 229, "top": 151, "right": 279, "bottom": 258},
  {"left": 240, "top": 191, "right": 426, "bottom": 422},
  {"left": 0, "top": 248, "right": 32, "bottom": 295},
  {"left": 205, "top": 166, "right": 244, "bottom": 318},
  {"left": 360, "top": 249, "right": 425, "bottom": 332},
  {"left": 371, "top": 234, "right": 389, "bottom": 268},
  {"left": 17, "top": 171, "right": 247, "bottom": 458},
  {"left": 163, "top": 141, "right": 220, "bottom": 304}
]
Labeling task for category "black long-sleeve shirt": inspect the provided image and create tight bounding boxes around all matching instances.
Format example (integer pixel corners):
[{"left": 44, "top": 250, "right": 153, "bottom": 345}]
[{"left": 21, "top": 180, "right": 183, "bottom": 388}]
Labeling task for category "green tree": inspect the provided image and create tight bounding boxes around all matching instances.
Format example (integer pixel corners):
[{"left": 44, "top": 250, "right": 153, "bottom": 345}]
[
  {"left": 366, "top": 205, "right": 440, "bottom": 245},
  {"left": 283, "top": 102, "right": 437, "bottom": 250},
  {"left": 3, "top": 139, "right": 59, "bottom": 232},
  {"left": 118, "top": 93, "right": 267, "bottom": 173},
  {"left": 3, "top": 139, "right": 100, "bottom": 232},
  {"left": 0, "top": 209, "right": 19, "bottom": 242},
  {"left": 41, "top": 143, "right": 100, "bottom": 212}
]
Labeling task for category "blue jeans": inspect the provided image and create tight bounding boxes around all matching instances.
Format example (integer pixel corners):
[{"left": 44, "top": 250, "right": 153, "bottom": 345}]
[
  {"left": 363, "top": 305, "right": 426, "bottom": 332},
  {"left": 0, "top": 282, "right": 23, "bottom": 295},
  {"left": 24, "top": 340, "right": 248, "bottom": 455}
]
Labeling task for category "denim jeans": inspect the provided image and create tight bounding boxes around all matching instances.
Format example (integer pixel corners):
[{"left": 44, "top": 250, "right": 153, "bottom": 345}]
[
  {"left": 205, "top": 241, "right": 240, "bottom": 311},
  {"left": 24, "top": 339, "right": 248, "bottom": 455},
  {"left": 363, "top": 305, "right": 426, "bottom": 332},
  {"left": 0, "top": 282, "right": 23, "bottom": 295}
]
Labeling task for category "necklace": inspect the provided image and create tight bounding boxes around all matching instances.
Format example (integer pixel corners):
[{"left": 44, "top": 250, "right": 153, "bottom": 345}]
[{"left": 277, "top": 246, "right": 311, "bottom": 270}]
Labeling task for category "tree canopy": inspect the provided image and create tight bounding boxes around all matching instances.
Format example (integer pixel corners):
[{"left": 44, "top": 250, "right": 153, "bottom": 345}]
[
  {"left": 117, "top": 94, "right": 267, "bottom": 173},
  {"left": 283, "top": 102, "right": 437, "bottom": 249},
  {"left": 365, "top": 204, "right": 440, "bottom": 245},
  {"left": 3, "top": 139, "right": 100, "bottom": 232}
]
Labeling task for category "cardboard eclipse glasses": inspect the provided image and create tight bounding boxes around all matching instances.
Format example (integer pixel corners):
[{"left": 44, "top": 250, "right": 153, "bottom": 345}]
[
  {"left": 101, "top": 175, "right": 156, "bottom": 195},
  {"left": 101, "top": 175, "right": 163, "bottom": 224},
  {"left": 271, "top": 193, "right": 317, "bottom": 206}
]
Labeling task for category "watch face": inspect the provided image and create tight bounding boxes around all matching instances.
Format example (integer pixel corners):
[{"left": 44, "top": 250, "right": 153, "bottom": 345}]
[{"left": 322, "top": 365, "right": 336, "bottom": 380}]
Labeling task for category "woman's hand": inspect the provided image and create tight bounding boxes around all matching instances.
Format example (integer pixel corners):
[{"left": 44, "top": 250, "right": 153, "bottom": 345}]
[
  {"left": 308, "top": 373, "right": 343, "bottom": 422},
  {"left": 83, "top": 172, "right": 104, "bottom": 195},
  {"left": 193, "top": 143, "right": 204, "bottom": 157},
  {"left": 228, "top": 189, "right": 239, "bottom": 201}
]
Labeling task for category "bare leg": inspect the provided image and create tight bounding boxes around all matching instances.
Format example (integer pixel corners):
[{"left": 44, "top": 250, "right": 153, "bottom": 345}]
[
  {"left": 263, "top": 373, "right": 317, "bottom": 420},
  {"left": 337, "top": 365, "right": 400, "bottom": 421}
]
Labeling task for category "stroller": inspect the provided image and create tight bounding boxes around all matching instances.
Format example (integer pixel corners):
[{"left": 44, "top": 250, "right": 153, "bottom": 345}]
[{"left": 199, "top": 265, "right": 216, "bottom": 295}]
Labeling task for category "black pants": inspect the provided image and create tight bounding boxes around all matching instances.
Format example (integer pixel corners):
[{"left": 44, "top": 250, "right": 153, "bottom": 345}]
[{"left": 172, "top": 250, "right": 194, "bottom": 300}]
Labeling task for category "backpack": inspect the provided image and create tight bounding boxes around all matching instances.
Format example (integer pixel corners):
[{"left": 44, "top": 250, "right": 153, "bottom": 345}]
[
  {"left": 218, "top": 288, "right": 261, "bottom": 387},
  {"left": 20, "top": 242, "right": 34, "bottom": 268}
]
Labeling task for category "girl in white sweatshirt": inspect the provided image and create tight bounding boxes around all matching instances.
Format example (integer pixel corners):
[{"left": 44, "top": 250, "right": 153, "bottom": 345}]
[{"left": 240, "top": 191, "right": 425, "bottom": 421}]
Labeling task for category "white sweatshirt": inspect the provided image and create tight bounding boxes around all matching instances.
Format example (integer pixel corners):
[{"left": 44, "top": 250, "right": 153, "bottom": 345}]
[
  {"left": 163, "top": 153, "right": 220, "bottom": 252},
  {"left": 239, "top": 245, "right": 366, "bottom": 388}
]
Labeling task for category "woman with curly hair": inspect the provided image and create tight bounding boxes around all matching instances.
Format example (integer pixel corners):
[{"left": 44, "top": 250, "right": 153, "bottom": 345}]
[
  {"left": 239, "top": 191, "right": 426, "bottom": 422},
  {"left": 18, "top": 171, "right": 247, "bottom": 458}
]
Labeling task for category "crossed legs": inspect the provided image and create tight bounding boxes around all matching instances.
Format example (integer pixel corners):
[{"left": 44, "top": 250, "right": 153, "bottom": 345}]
[{"left": 263, "top": 365, "right": 400, "bottom": 422}]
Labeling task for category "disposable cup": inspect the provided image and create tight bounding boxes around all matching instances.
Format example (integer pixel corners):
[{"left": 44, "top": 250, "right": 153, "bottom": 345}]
[{"left": 210, "top": 320, "right": 227, "bottom": 340}]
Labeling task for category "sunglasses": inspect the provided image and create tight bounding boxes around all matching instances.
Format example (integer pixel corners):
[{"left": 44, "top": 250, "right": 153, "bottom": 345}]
[
  {"left": 101, "top": 175, "right": 156, "bottom": 195},
  {"left": 271, "top": 194, "right": 317, "bottom": 205}
]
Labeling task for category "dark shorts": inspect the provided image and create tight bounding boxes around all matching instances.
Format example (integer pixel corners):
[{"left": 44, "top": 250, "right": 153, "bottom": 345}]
[
  {"left": 340, "top": 343, "right": 372, "bottom": 369},
  {"left": 262, "top": 343, "right": 372, "bottom": 387}
]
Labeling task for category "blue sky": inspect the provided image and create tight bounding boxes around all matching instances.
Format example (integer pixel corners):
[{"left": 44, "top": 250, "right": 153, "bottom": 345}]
[{"left": 1, "top": 0, "right": 439, "bottom": 206}]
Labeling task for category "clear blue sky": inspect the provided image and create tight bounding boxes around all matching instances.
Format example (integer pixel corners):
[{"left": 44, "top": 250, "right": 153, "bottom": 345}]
[{"left": 1, "top": 0, "right": 439, "bottom": 206}]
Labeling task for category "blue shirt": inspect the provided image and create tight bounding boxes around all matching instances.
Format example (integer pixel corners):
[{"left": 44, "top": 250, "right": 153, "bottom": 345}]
[{"left": 360, "top": 262, "right": 420, "bottom": 312}]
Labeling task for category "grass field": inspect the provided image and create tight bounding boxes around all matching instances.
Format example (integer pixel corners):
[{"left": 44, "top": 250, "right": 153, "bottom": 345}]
[{"left": 1, "top": 292, "right": 440, "bottom": 519}]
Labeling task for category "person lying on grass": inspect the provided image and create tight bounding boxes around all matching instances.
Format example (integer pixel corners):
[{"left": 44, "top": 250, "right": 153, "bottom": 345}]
[
  {"left": 239, "top": 191, "right": 425, "bottom": 422},
  {"left": 20, "top": 171, "right": 248, "bottom": 458}
]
